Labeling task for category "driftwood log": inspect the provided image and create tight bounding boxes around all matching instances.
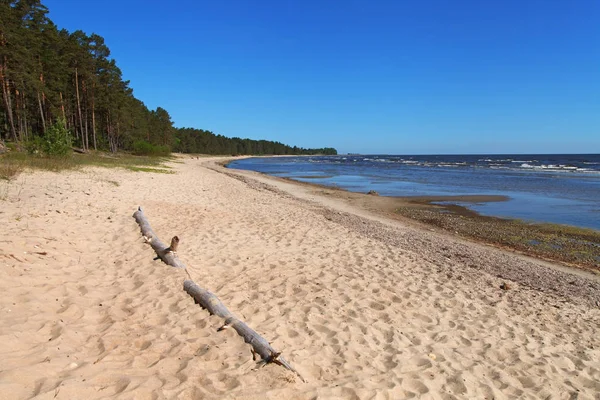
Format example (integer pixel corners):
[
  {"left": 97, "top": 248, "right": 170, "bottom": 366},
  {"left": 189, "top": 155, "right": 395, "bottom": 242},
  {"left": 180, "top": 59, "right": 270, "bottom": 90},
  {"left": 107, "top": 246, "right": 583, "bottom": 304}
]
[
  {"left": 183, "top": 280, "right": 303, "bottom": 380},
  {"left": 133, "top": 206, "right": 186, "bottom": 269},
  {"left": 133, "top": 207, "right": 303, "bottom": 380}
]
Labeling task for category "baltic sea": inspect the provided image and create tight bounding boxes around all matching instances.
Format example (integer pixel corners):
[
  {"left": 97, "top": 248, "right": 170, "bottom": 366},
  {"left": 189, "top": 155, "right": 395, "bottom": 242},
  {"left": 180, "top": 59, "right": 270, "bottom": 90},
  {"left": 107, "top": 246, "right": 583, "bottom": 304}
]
[{"left": 229, "top": 154, "right": 600, "bottom": 231}]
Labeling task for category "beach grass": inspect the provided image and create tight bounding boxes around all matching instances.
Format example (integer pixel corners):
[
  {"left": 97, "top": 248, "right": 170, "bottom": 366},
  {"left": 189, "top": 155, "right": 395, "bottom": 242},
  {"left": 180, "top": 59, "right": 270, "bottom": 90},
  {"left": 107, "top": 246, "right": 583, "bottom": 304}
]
[
  {"left": 126, "top": 166, "right": 175, "bottom": 174},
  {"left": 0, "top": 159, "right": 24, "bottom": 181},
  {"left": 0, "top": 151, "right": 174, "bottom": 178}
]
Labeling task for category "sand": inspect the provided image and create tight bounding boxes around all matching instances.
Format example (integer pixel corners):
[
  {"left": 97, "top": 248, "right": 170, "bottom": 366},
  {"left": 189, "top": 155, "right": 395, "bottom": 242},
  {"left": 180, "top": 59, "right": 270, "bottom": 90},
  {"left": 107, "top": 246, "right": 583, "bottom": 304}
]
[{"left": 0, "top": 156, "right": 599, "bottom": 399}]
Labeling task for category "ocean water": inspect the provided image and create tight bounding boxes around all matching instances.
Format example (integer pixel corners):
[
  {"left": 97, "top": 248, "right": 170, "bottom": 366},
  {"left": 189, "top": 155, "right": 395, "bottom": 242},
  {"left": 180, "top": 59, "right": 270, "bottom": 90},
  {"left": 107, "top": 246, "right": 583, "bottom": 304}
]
[{"left": 228, "top": 154, "right": 600, "bottom": 231}]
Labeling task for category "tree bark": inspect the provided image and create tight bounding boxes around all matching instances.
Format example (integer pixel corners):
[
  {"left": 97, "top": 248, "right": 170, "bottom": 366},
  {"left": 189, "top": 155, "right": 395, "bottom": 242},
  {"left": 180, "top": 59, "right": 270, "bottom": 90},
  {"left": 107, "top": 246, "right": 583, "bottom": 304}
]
[
  {"left": 37, "top": 63, "right": 46, "bottom": 133},
  {"left": 16, "top": 88, "right": 23, "bottom": 141},
  {"left": 107, "top": 111, "right": 117, "bottom": 153},
  {"left": 92, "top": 107, "right": 97, "bottom": 150},
  {"left": 91, "top": 85, "right": 97, "bottom": 150},
  {"left": 1, "top": 79, "right": 16, "bottom": 142},
  {"left": 82, "top": 80, "right": 88, "bottom": 151},
  {"left": 59, "top": 91, "right": 66, "bottom": 122},
  {"left": 115, "top": 119, "right": 120, "bottom": 152},
  {"left": 84, "top": 105, "right": 89, "bottom": 151},
  {"left": 0, "top": 33, "right": 16, "bottom": 141},
  {"left": 37, "top": 90, "right": 46, "bottom": 132},
  {"left": 22, "top": 90, "right": 28, "bottom": 141},
  {"left": 75, "top": 68, "right": 84, "bottom": 144}
]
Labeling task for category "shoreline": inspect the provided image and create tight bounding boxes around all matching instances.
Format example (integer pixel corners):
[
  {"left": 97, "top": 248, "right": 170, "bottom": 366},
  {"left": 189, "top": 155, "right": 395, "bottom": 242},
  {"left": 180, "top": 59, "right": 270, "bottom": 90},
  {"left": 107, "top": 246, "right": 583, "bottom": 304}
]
[
  {"left": 1, "top": 156, "right": 599, "bottom": 398},
  {"left": 220, "top": 159, "right": 600, "bottom": 290},
  {"left": 224, "top": 161, "right": 600, "bottom": 273}
]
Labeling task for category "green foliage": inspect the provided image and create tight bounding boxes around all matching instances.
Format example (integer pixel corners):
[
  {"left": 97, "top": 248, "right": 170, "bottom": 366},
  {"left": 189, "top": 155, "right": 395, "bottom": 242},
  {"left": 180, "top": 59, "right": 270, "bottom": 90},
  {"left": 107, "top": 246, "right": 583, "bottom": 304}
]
[
  {"left": 2, "top": 150, "right": 172, "bottom": 173},
  {"left": 0, "top": 0, "right": 337, "bottom": 156},
  {"left": 173, "top": 128, "right": 337, "bottom": 156},
  {"left": 132, "top": 140, "right": 171, "bottom": 156},
  {"left": 26, "top": 119, "right": 72, "bottom": 157}
]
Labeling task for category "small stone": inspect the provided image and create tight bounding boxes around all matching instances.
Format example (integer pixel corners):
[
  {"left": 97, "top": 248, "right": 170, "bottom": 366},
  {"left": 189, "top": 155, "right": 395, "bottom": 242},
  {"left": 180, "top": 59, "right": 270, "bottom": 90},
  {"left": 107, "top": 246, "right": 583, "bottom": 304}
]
[
  {"left": 367, "top": 190, "right": 379, "bottom": 196},
  {"left": 500, "top": 282, "right": 510, "bottom": 290}
]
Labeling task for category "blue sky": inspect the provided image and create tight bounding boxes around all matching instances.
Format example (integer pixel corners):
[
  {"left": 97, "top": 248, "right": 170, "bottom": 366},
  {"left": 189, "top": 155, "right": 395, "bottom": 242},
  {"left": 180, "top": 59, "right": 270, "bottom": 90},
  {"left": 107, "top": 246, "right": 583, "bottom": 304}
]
[{"left": 44, "top": 0, "right": 599, "bottom": 154}]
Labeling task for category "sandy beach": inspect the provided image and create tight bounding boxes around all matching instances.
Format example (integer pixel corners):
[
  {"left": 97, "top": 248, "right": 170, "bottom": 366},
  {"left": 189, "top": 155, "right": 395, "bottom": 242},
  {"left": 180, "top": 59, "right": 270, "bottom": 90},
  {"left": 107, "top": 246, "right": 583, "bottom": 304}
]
[{"left": 1, "top": 156, "right": 599, "bottom": 399}]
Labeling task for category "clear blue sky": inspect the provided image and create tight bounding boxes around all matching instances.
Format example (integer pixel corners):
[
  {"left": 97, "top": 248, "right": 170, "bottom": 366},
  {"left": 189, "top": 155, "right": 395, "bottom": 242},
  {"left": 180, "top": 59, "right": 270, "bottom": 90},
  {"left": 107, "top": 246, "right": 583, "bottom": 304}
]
[{"left": 44, "top": 0, "right": 599, "bottom": 154}]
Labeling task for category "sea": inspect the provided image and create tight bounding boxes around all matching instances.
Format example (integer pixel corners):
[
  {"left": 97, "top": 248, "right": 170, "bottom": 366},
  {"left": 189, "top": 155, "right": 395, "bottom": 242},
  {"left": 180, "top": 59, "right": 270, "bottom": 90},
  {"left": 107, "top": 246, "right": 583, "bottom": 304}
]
[{"left": 228, "top": 154, "right": 600, "bottom": 231}]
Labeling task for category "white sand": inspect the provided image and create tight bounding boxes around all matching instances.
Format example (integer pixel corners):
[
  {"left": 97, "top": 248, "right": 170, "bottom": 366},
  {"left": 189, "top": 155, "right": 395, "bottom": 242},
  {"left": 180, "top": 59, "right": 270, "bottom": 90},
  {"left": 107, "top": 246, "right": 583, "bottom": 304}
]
[{"left": 0, "top": 156, "right": 599, "bottom": 399}]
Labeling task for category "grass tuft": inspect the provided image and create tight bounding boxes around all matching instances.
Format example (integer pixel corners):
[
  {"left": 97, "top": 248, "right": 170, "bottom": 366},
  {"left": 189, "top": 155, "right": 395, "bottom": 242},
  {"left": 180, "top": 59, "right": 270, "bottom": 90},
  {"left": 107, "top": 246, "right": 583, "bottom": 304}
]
[
  {"left": 126, "top": 166, "right": 175, "bottom": 174},
  {"left": 0, "top": 161, "right": 24, "bottom": 180}
]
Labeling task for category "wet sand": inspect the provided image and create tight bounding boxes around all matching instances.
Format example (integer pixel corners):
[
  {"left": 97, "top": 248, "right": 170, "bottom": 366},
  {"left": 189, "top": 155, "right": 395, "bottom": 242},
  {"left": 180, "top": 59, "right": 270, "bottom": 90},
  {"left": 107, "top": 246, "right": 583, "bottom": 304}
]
[{"left": 259, "top": 170, "right": 600, "bottom": 271}]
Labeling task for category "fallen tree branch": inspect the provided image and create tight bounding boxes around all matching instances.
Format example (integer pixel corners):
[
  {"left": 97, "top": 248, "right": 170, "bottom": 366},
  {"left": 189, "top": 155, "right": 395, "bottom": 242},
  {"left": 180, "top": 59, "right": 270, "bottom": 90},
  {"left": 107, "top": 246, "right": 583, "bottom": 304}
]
[
  {"left": 183, "top": 280, "right": 304, "bottom": 381},
  {"left": 72, "top": 147, "right": 87, "bottom": 154},
  {"left": 132, "top": 206, "right": 186, "bottom": 268},
  {"left": 132, "top": 207, "right": 303, "bottom": 380}
]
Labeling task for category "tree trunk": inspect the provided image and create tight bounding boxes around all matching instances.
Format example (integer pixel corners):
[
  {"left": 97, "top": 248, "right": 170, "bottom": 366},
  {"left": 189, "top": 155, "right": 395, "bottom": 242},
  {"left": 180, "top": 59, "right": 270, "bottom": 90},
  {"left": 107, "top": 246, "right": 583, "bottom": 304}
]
[
  {"left": 72, "top": 113, "right": 77, "bottom": 137},
  {"left": 0, "top": 57, "right": 17, "bottom": 141},
  {"left": 115, "top": 119, "right": 120, "bottom": 152},
  {"left": 106, "top": 111, "right": 117, "bottom": 153},
  {"left": 37, "top": 65, "right": 47, "bottom": 133},
  {"left": 22, "top": 90, "right": 28, "bottom": 141},
  {"left": 106, "top": 112, "right": 113, "bottom": 152},
  {"left": 37, "top": 90, "right": 46, "bottom": 132},
  {"left": 59, "top": 91, "right": 66, "bottom": 122},
  {"left": 84, "top": 106, "right": 89, "bottom": 151},
  {"left": 82, "top": 80, "right": 89, "bottom": 151},
  {"left": 75, "top": 68, "right": 84, "bottom": 145},
  {"left": 1, "top": 74, "right": 17, "bottom": 142},
  {"left": 92, "top": 108, "right": 97, "bottom": 150},
  {"left": 91, "top": 86, "right": 97, "bottom": 150},
  {"left": 15, "top": 89, "right": 23, "bottom": 141}
]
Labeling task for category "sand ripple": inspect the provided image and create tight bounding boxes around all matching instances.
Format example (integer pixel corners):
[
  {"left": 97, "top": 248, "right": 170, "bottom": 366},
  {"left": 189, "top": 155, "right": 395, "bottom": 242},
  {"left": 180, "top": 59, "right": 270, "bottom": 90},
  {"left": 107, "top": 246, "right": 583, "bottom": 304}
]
[{"left": 0, "top": 157, "right": 598, "bottom": 399}]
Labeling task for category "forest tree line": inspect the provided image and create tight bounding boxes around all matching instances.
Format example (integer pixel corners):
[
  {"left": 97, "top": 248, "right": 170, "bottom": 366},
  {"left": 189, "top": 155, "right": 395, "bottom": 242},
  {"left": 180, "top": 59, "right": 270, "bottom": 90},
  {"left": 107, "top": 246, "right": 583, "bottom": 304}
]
[{"left": 0, "top": 0, "right": 337, "bottom": 156}]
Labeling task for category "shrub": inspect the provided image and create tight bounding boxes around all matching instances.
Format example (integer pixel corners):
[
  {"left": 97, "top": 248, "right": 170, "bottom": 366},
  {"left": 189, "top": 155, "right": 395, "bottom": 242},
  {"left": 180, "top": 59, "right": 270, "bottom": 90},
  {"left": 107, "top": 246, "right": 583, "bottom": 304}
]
[
  {"left": 132, "top": 140, "right": 171, "bottom": 156},
  {"left": 26, "top": 119, "right": 72, "bottom": 157}
]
